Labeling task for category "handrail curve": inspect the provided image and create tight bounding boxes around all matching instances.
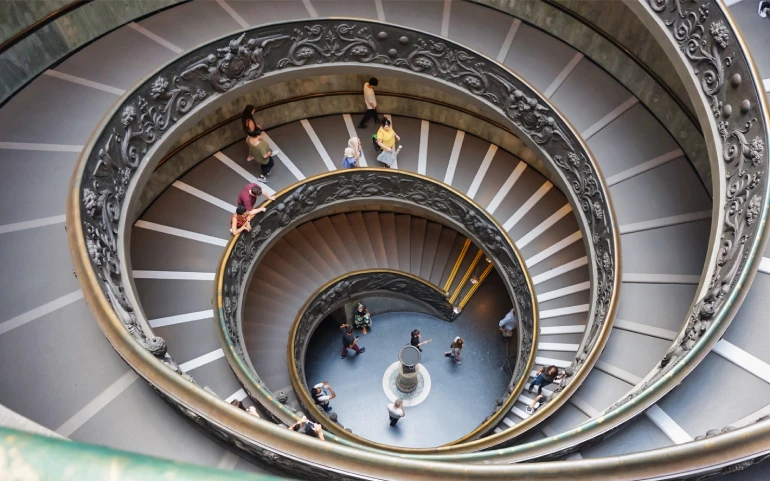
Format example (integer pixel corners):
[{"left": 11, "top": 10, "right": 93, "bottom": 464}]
[
  {"left": 286, "top": 269, "right": 458, "bottom": 439},
  {"left": 216, "top": 168, "right": 537, "bottom": 452},
  {"left": 67, "top": 17, "right": 622, "bottom": 467}
]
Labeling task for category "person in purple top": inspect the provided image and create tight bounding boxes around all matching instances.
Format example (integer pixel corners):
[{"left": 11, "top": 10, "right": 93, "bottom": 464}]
[{"left": 237, "top": 183, "right": 275, "bottom": 212}]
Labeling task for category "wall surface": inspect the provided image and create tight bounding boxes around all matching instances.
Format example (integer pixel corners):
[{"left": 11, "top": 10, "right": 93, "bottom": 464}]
[
  {"left": 0, "top": 0, "right": 184, "bottom": 105},
  {"left": 472, "top": 0, "right": 711, "bottom": 194}
]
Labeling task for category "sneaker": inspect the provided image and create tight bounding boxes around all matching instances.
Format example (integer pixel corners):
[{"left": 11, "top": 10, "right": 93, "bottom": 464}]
[
  {"left": 444, "top": 351, "right": 451, "bottom": 357},
  {"left": 356, "top": 347, "right": 366, "bottom": 355},
  {"left": 271, "top": 148, "right": 281, "bottom": 156},
  {"left": 455, "top": 361, "right": 462, "bottom": 365},
  {"left": 341, "top": 356, "right": 346, "bottom": 359},
  {"left": 395, "top": 145, "right": 403, "bottom": 156},
  {"left": 358, "top": 124, "right": 367, "bottom": 129},
  {"left": 258, "top": 175, "right": 268, "bottom": 183},
  {"left": 526, "top": 406, "right": 533, "bottom": 414},
  {"left": 527, "top": 385, "right": 533, "bottom": 394}
]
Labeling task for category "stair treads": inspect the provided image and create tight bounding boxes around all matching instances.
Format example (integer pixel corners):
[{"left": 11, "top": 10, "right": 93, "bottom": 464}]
[
  {"left": 314, "top": 216, "right": 356, "bottom": 272},
  {"left": 330, "top": 214, "right": 367, "bottom": 270},
  {"left": 362, "top": 212, "right": 388, "bottom": 267},
  {"left": 255, "top": 257, "right": 316, "bottom": 298},
  {"left": 395, "top": 215, "right": 412, "bottom": 272},
  {"left": 346, "top": 212, "right": 377, "bottom": 269},
  {"left": 379, "top": 212, "right": 399, "bottom": 269},
  {"left": 431, "top": 228, "right": 458, "bottom": 287},
  {"left": 410, "top": 217, "right": 427, "bottom": 276},
  {"left": 307, "top": 115, "right": 354, "bottom": 170},
  {"left": 248, "top": 275, "right": 306, "bottom": 306},
  {"left": 420, "top": 222, "right": 443, "bottom": 281},
  {"left": 269, "top": 237, "right": 327, "bottom": 286},
  {"left": 297, "top": 223, "right": 345, "bottom": 277},
  {"left": 282, "top": 229, "right": 334, "bottom": 281},
  {"left": 526, "top": 241, "right": 589, "bottom": 278},
  {"left": 425, "top": 122, "right": 458, "bottom": 181},
  {"left": 439, "top": 235, "right": 469, "bottom": 289}
]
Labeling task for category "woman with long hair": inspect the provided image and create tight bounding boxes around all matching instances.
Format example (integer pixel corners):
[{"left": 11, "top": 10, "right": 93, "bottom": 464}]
[{"left": 445, "top": 336, "right": 464, "bottom": 364}]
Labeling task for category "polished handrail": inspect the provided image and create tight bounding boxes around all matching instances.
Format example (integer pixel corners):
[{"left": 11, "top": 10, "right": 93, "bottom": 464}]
[
  {"left": 0, "top": 0, "right": 92, "bottom": 54},
  {"left": 214, "top": 168, "right": 538, "bottom": 453},
  {"left": 68, "top": 18, "right": 620, "bottom": 470},
  {"left": 286, "top": 269, "right": 457, "bottom": 442}
]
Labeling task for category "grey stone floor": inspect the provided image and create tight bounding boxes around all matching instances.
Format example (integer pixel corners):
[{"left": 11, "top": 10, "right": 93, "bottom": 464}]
[{"left": 304, "top": 275, "right": 514, "bottom": 448}]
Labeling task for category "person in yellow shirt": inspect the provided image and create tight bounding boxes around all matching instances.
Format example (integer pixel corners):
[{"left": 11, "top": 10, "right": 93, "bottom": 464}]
[{"left": 376, "top": 119, "right": 402, "bottom": 168}]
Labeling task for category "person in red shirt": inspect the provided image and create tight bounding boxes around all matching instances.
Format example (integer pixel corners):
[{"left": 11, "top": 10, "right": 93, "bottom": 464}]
[{"left": 237, "top": 183, "right": 275, "bottom": 212}]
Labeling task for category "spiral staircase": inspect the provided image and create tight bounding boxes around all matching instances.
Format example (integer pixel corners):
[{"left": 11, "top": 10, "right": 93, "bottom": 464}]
[{"left": 1, "top": 0, "right": 769, "bottom": 479}]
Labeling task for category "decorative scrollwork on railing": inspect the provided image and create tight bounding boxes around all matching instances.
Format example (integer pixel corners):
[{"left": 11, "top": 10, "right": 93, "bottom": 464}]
[
  {"left": 73, "top": 19, "right": 616, "bottom": 458},
  {"left": 604, "top": 0, "right": 769, "bottom": 414},
  {"left": 75, "top": 20, "right": 615, "bottom": 418},
  {"left": 218, "top": 171, "right": 535, "bottom": 413},
  {"left": 289, "top": 270, "right": 455, "bottom": 395}
]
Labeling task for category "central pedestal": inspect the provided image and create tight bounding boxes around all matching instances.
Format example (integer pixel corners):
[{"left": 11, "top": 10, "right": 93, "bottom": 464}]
[{"left": 396, "top": 345, "right": 421, "bottom": 393}]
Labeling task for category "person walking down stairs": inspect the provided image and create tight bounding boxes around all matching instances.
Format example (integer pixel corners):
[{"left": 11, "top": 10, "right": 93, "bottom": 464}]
[
  {"left": 246, "top": 128, "right": 277, "bottom": 183},
  {"left": 387, "top": 399, "right": 405, "bottom": 426},
  {"left": 376, "top": 119, "right": 402, "bottom": 168},
  {"left": 358, "top": 77, "right": 379, "bottom": 128},
  {"left": 445, "top": 337, "right": 464, "bottom": 365},
  {"left": 237, "top": 183, "right": 275, "bottom": 212}
]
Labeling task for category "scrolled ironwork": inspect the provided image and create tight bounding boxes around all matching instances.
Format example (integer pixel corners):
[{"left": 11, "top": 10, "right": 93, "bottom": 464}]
[
  {"left": 287, "top": 269, "right": 455, "bottom": 410},
  {"left": 217, "top": 169, "right": 537, "bottom": 449},
  {"left": 69, "top": 17, "right": 624, "bottom": 464}
]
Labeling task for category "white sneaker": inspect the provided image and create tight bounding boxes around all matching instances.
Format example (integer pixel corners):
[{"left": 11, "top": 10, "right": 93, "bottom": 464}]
[
  {"left": 271, "top": 148, "right": 281, "bottom": 156},
  {"left": 395, "top": 145, "right": 403, "bottom": 156}
]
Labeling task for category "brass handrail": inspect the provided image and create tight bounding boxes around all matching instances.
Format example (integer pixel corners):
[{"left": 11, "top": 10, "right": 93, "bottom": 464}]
[
  {"left": 69, "top": 18, "right": 621, "bottom": 470},
  {"left": 214, "top": 168, "right": 539, "bottom": 453}
]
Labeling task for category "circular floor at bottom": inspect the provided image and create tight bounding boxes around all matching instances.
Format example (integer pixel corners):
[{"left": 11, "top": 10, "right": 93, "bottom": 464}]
[{"left": 304, "top": 311, "right": 512, "bottom": 448}]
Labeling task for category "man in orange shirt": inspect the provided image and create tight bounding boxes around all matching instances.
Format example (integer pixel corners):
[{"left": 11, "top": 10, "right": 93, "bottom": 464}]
[{"left": 357, "top": 77, "right": 379, "bottom": 128}]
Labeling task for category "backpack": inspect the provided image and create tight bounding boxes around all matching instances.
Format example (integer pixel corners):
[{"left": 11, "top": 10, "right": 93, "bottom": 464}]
[{"left": 372, "top": 134, "right": 382, "bottom": 152}]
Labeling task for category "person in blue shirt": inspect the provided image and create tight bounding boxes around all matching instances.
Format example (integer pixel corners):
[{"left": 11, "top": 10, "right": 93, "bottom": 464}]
[
  {"left": 498, "top": 308, "right": 517, "bottom": 340},
  {"left": 342, "top": 147, "right": 357, "bottom": 168}
]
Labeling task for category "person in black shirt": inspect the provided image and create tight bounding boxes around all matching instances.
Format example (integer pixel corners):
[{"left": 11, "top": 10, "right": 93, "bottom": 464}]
[
  {"left": 340, "top": 324, "right": 365, "bottom": 359},
  {"left": 410, "top": 329, "right": 431, "bottom": 352}
]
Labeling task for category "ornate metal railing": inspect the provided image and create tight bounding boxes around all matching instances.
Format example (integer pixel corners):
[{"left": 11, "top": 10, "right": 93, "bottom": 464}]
[
  {"left": 215, "top": 168, "right": 537, "bottom": 451},
  {"left": 63, "top": 9, "right": 770, "bottom": 479},
  {"left": 68, "top": 17, "right": 623, "bottom": 470},
  {"left": 285, "top": 269, "right": 456, "bottom": 434}
]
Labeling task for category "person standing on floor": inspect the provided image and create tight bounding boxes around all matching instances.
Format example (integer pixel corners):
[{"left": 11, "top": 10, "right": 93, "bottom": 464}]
[
  {"left": 311, "top": 381, "right": 337, "bottom": 412},
  {"left": 342, "top": 147, "right": 358, "bottom": 169},
  {"left": 237, "top": 183, "right": 276, "bottom": 213},
  {"left": 444, "top": 336, "right": 464, "bottom": 364},
  {"left": 358, "top": 77, "right": 379, "bottom": 128},
  {"left": 246, "top": 128, "right": 277, "bottom": 183},
  {"left": 230, "top": 205, "right": 264, "bottom": 236},
  {"left": 387, "top": 398, "right": 405, "bottom": 426},
  {"left": 340, "top": 324, "right": 365, "bottom": 359},
  {"left": 410, "top": 329, "right": 431, "bottom": 352},
  {"left": 498, "top": 308, "right": 517, "bottom": 341},
  {"left": 353, "top": 303, "right": 371, "bottom": 334},
  {"left": 376, "top": 119, "right": 402, "bottom": 168}
]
